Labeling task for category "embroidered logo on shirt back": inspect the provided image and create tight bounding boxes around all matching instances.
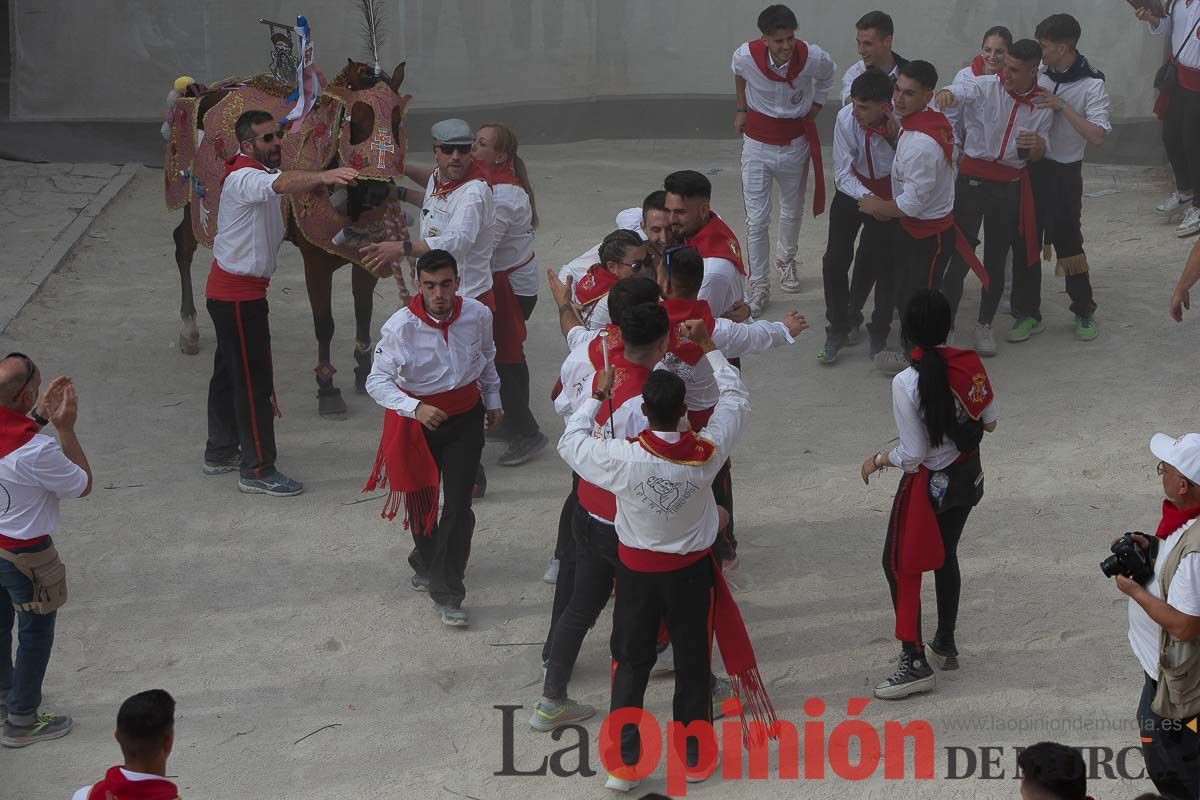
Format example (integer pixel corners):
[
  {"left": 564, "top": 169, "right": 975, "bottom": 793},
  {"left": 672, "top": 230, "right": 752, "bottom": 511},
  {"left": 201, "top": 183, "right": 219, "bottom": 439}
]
[{"left": 634, "top": 476, "right": 699, "bottom": 515}]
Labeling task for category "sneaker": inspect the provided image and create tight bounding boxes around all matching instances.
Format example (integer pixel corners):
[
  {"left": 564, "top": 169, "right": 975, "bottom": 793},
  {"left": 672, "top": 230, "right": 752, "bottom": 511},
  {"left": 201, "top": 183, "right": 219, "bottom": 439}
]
[
  {"left": 846, "top": 325, "right": 863, "bottom": 346},
  {"left": 433, "top": 602, "right": 468, "bottom": 627},
  {"left": 927, "top": 641, "right": 959, "bottom": 671},
  {"left": 604, "top": 773, "right": 642, "bottom": 793},
  {"left": 473, "top": 467, "right": 487, "bottom": 500},
  {"left": 873, "top": 350, "right": 909, "bottom": 374},
  {"left": 1176, "top": 207, "right": 1200, "bottom": 238},
  {"left": 542, "top": 557, "right": 560, "bottom": 585},
  {"left": 687, "top": 752, "right": 721, "bottom": 784},
  {"left": 974, "top": 323, "right": 996, "bottom": 357},
  {"left": 498, "top": 431, "right": 549, "bottom": 467},
  {"left": 711, "top": 674, "right": 737, "bottom": 719},
  {"left": 777, "top": 259, "right": 802, "bottom": 293},
  {"left": 202, "top": 453, "right": 240, "bottom": 475},
  {"left": 1075, "top": 315, "right": 1098, "bottom": 342},
  {"left": 653, "top": 642, "right": 674, "bottom": 674},
  {"left": 873, "top": 651, "right": 935, "bottom": 700},
  {"left": 238, "top": 472, "right": 304, "bottom": 497},
  {"left": 817, "top": 332, "right": 848, "bottom": 365},
  {"left": 1157, "top": 191, "right": 1194, "bottom": 215},
  {"left": 1, "top": 713, "right": 74, "bottom": 748},
  {"left": 410, "top": 574, "right": 430, "bottom": 592},
  {"left": 529, "top": 697, "right": 597, "bottom": 732},
  {"left": 1005, "top": 317, "right": 1045, "bottom": 343},
  {"left": 747, "top": 287, "right": 769, "bottom": 317}
]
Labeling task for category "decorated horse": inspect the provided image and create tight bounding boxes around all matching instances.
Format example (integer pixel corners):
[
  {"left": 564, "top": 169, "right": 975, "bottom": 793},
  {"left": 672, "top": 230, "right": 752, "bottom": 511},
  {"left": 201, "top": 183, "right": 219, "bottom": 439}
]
[{"left": 163, "top": 16, "right": 412, "bottom": 417}]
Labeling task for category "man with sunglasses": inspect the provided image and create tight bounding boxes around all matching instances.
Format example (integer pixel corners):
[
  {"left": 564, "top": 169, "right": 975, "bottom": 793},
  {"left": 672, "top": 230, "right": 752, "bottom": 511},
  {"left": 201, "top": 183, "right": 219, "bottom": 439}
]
[
  {"left": 204, "top": 110, "right": 358, "bottom": 497},
  {"left": 0, "top": 354, "right": 91, "bottom": 748}
]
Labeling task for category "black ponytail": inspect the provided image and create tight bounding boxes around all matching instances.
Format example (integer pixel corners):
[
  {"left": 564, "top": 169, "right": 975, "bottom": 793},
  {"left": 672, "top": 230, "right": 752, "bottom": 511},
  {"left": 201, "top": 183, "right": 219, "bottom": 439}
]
[{"left": 901, "top": 290, "right": 956, "bottom": 448}]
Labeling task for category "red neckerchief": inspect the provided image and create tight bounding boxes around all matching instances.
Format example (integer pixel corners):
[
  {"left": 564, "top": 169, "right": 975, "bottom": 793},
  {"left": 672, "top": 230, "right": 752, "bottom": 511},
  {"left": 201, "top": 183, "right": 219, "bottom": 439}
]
[
  {"left": 586, "top": 323, "right": 625, "bottom": 371},
  {"left": 575, "top": 264, "right": 620, "bottom": 307},
  {"left": 661, "top": 298, "right": 716, "bottom": 366},
  {"left": 223, "top": 153, "right": 268, "bottom": 180},
  {"left": 636, "top": 429, "right": 717, "bottom": 465},
  {"left": 483, "top": 160, "right": 523, "bottom": 188},
  {"left": 0, "top": 405, "right": 38, "bottom": 459},
  {"left": 748, "top": 39, "right": 809, "bottom": 87},
  {"left": 686, "top": 212, "right": 747, "bottom": 276},
  {"left": 970, "top": 54, "right": 987, "bottom": 77},
  {"left": 1003, "top": 76, "right": 1043, "bottom": 109},
  {"left": 430, "top": 160, "right": 488, "bottom": 199},
  {"left": 86, "top": 767, "right": 180, "bottom": 800},
  {"left": 861, "top": 108, "right": 895, "bottom": 180},
  {"left": 900, "top": 107, "right": 955, "bottom": 164},
  {"left": 910, "top": 346, "right": 994, "bottom": 420},
  {"left": 1157, "top": 500, "right": 1200, "bottom": 539},
  {"left": 407, "top": 294, "right": 463, "bottom": 343}
]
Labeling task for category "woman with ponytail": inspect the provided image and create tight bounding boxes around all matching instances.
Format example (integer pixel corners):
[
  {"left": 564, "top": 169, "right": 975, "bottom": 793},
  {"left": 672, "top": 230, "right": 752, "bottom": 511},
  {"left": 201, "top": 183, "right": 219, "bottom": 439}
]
[
  {"left": 860, "top": 289, "right": 998, "bottom": 699},
  {"left": 471, "top": 123, "right": 547, "bottom": 466}
]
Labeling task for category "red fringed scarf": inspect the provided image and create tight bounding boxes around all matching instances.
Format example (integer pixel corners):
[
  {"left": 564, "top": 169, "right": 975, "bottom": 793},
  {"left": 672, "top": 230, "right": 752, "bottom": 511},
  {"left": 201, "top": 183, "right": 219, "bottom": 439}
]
[
  {"left": 86, "top": 767, "right": 180, "bottom": 800},
  {"left": 575, "top": 264, "right": 620, "bottom": 308},
  {"left": 661, "top": 298, "right": 716, "bottom": 366},
  {"left": 223, "top": 153, "right": 268, "bottom": 181},
  {"left": 430, "top": 160, "right": 488, "bottom": 200},
  {"left": 1157, "top": 500, "right": 1200, "bottom": 539},
  {"left": 887, "top": 467, "right": 945, "bottom": 642},
  {"left": 687, "top": 213, "right": 747, "bottom": 276},
  {"left": 0, "top": 405, "right": 38, "bottom": 459},
  {"left": 910, "top": 347, "right": 993, "bottom": 420},
  {"left": 363, "top": 296, "right": 480, "bottom": 531}
]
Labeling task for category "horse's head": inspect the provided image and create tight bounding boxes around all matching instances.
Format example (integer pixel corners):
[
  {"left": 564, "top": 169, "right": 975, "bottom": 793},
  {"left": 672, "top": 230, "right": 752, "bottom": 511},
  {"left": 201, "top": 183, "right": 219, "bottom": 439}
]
[
  {"left": 341, "top": 59, "right": 406, "bottom": 94},
  {"left": 329, "top": 61, "right": 411, "bottom": 221}
]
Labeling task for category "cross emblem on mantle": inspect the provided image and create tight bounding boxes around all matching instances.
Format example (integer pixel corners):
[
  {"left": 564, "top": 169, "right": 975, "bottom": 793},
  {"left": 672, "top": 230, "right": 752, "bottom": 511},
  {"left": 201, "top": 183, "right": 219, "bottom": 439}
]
[{"left": 370, "top": 129, "right": 395, "bottom": 169}]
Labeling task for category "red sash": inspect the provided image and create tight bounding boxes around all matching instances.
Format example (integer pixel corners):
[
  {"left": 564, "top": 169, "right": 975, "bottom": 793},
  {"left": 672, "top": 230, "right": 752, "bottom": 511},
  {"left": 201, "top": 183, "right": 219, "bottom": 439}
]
[
  {"left": 887, "top": 466, "right": 945, "bottom": 642},
  {"left": 87, "top": 767, "right": 180, "bottom": 800},
  {"left": 748, "top": 39, "right": 808, "bottom": 86},
  {"left": 575, "top": 264, "right": 619, "bottom": 307},
  {"left": 910, "top": 346, "right": 994, "bottom": 419},
  {"left": 686, "top": 213, "right": 747, "bottom": 275},
  {"left": 743, "top": 111, "right": 826, "bottom": 216},
  {"left": 661, "top": 299, "right": 716, "bottom": 366},
  {"left": 1179, "top": 61, "right": 1200, "bottom": 93},
  {"left": 363, "top": 296, "right": 481, "bottom": 531},
  {"left": 577, "top": 358, "right": 650, "bottom": 521},
  {"left": 1157, "top": 500, "right": 1200, "bottom": 539},
  {"left": 899, "top": 215, "right": 989, "bottom": 290},
  {"left": 490, "top": 265, "right": 527, "bottom": 365},
  {"left": 586, "top": 324, "right": 625, "bottom": 371},
  {"left": 430, "top": 161, "right": 488, "bottom": 200},
  {"left": 852, "top": 169, "right": 893, "bottom": 200},
  {"left": 208, "top": 155, "right": 274, "bottom": 301},
  {"left": 958, "top": 155, "right": 1040, "bottom": 267}
]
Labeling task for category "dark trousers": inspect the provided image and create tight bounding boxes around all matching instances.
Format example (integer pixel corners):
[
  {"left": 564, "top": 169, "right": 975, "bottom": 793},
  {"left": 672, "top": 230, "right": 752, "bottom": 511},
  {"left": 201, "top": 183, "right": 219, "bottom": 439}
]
[
  {"left": 712, "top": 459, "right": 736, "bottom": 563},
  {"left": 543, "top": 506, "right": 618, "bottom": 700},
  {"left": 943, "top": 175, "right": 1026, "bottom": 327},
  {"left": 496, "top": 362, "right": 539, "bottom": 437},
  {"left": 822, "top": 190, "right": 895, "bottom": 338},
  {"left": 1030, "top": 158, "right": 1097, "bottom": 318},
  {"left": 882, "top": 504, "right": 971, "bottom": 650},
  {"left": 1137, "top": 672, "right": 1200, "bottom": 800},
  {"left": 894, "top": 226, "right": 954, "bottom": 325},
  {"left": 542, "top": 474, "right": 581, "bottom": 665},
  {"left": 1163, "top": 86, "right": 1200, "bottom": 205},
  {"left": 0, "top": 538, "right": 56, "bottom": 724},
  {"left": 516, "top": 294, "right": 538, "bottom": 321},
  {"left": 611, "top": 556, "right": 715, "bottom": 765},
  {"left": 407, "top": 403, "right": 485, "bottom": 607},
  {"left": 205, "top": 298, "right": 277, "bottom": 479}
]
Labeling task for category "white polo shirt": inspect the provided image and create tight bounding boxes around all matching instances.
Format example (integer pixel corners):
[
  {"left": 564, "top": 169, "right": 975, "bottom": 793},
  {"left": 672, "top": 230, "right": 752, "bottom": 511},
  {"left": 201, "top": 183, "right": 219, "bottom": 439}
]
[
  {"left": 0, "top": 434, "right": 88, "bottom": 541},
  {"left": 211, "top": 166, "right": 285, "bottom": 278},
  {"left": 1129, "top": 518, "right": 1200, "bottom": 680},
  {"left": 421, "top": 173, "right": 497, "bottom": 299}
]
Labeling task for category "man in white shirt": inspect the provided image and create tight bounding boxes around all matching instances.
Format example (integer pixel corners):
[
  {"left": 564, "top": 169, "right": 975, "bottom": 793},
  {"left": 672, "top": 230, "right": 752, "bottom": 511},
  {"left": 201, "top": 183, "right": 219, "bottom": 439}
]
[
  {"left": 935, "top": 40, "right": 1054, "bottom": 356},
  {"left": 70, "top": 689, "right": 178, "bottom": 800},
  {"left": 731, "top": 4, "right": 836, "bottom": 311},
  {"left": 821, "top": 68, "right": 898, "bottom": 365},
  {"left": 1118, "top": 432, "right": 1200, "bottom": 800},
  {"left": 0, "top": 354, "right": 90, "bottom": 748},
  {"left": 1031, "top": 14, "right": 1111, "bottom": 344},
  {"left": 841, "top": 11, "right": 908, "bottom": 105},
  {"left": 364, "top": 250, "right": 503, "bottom": 627},
  {"left": 204, "top": 109, "right": 358, "bottom": 497},
  {"left": 664, "top": 170, "right": 747, "bottom": 319}
]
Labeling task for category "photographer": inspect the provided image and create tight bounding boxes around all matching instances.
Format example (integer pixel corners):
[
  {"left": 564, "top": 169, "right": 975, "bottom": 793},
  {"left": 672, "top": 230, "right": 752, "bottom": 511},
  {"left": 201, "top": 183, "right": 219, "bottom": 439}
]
[{"left": 1117, "top": 432, "right": 1200, "bottom": 800}]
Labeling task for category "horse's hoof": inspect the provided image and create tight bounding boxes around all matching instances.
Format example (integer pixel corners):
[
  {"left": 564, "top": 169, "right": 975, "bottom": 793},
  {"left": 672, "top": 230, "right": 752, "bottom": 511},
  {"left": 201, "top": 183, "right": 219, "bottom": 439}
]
[
  {"left": 317, "top": 386, "right": 347, "bottom": 419},
  {"left": 179, "top": 317, "right": 200, "bottom": 355}
]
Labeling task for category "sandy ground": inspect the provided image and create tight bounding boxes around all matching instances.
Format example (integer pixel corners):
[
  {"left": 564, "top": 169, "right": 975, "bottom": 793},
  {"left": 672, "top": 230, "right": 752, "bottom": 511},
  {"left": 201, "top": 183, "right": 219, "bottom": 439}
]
[{"left": 1, "top": 139, "right": 1198, "bottom": 799}]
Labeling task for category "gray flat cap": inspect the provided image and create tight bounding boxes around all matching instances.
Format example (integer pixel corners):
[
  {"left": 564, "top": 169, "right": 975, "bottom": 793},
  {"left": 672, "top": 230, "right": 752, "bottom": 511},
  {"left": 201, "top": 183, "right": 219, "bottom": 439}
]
[{"left": 431, "top": 118, "right": 474, "bottom": 145}]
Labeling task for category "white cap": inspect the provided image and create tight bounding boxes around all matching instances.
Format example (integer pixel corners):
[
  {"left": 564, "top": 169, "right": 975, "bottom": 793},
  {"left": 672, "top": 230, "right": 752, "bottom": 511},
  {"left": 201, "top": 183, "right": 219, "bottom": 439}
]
[
  {"left": 1151, "top": 433, "right": 1200, "bottom": 484},
  {"left": 615, "top": 207, "right": 648, "bottom": 241}
]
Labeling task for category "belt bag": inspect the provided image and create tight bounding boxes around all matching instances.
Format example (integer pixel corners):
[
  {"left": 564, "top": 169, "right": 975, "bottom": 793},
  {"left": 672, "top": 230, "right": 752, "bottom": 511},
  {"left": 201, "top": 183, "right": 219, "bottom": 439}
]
[
  {"left": 932, "top": 451, "right": 984, "bottom": 514},
  {"left": 1155, "top": 16, "right": 1200, "bottom": 94},
  {"left": 0, "top": 544, "right": 68, "bottom": 614}
]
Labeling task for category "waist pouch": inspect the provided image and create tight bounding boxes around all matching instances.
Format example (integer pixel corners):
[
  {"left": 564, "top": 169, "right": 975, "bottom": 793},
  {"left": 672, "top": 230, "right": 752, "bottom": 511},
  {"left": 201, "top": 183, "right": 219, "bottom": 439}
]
[
  {"left": 932, "top": 451, "right": 984, "bottom": 514},
  {"left": 0, "top": 544, "right": 68, "bottom": 614}
]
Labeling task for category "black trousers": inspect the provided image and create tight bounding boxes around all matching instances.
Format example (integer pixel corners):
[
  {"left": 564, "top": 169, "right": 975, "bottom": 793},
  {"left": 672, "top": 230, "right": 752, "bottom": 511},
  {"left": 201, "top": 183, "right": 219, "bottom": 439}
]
[
  {"left": 611, "top": 556, "right": 715, "bottom": 766},
  {"left": 517, "top": 294, "right": 538, "bottom": 321},
  {"left": 205, "top": 298, "right": 277, "bottom": 479},
  {"left": 943, "top": 175, "right": 1026, "bottom": 327},
  {"left": 497, "top": 295, "right": 541, "bottom": 438},
  {"left": 1163, "top": 86, "right": 1200, "bottom": 205},
  {"left": 893, "top": 226, "right": 954, "bottom": 325},
  {"left": 881, "top": 502, "right": 971, "bottom": 650},
  {"left": 1137, "top": 672, "right": 1200, "bottom": 800},
  {"left": 1030, "top": 158, "right": 1097, "bottom": 318},
  {"left": 543, "top": 505, "right": 619, "bottom": 700},
  {"left": 407, "top": 403, "right": 485, "bottom": 607},
  {"left": 542, "top": 474, "right": 581, "bottom": 665},
  {"left": 822, "top": 190, "right": 895, "bottom": 338},
  {"left": 712, "top": 459, "right": 736, "bottom": 562}
]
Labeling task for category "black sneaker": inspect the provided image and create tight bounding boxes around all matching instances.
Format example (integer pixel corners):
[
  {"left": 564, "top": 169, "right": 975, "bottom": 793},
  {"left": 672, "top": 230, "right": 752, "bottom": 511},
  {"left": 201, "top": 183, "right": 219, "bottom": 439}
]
[
  {"left": 1, "top": 713, "right": 73, "bottom": 748},
  {"left": 410, "top": 574, "right": 430, "bottom": 592},
  {"left": 927, "top": 640, "right": 959, "bottom": 671},
  {"left": 498, "top": 431, "right": 549, "bottom": 467},
  {"left": 817, "top": 332, "right": 848, "bottom": 365},
  {"left": 874, "top": 651, "right": 935, "bottom": 700},
  {"left": 202, "top": 452, "right": 240, "bottom": 475},
  {"left": 485, "top": 419, "right": 513, "bottom": 443}
]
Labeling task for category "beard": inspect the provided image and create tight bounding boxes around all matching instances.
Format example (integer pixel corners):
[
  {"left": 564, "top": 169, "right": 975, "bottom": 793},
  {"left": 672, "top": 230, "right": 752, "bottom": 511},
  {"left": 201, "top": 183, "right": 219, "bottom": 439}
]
[{"left": 254, "top": 143, "right": 282, "bottom": 169}]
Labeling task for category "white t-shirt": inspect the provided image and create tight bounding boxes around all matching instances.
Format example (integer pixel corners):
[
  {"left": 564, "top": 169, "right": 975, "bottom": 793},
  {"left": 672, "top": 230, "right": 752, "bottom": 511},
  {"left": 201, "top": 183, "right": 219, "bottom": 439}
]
[
  {"left": 887, "top": 365, "right": 997, "bottom": 473},
  {"left": 211, "top": 166, "right": 285, "bottom": 278},
  {"left": 1128, "top": 519, "right": 1200, "bottom": 680},
  {"left": 0, "top": 434, "right": 88, "bottom": 541}
]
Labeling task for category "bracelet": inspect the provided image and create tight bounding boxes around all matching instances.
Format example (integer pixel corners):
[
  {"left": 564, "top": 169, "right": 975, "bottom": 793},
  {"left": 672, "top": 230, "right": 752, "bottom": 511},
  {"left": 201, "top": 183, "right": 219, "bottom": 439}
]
[
  {"left": 874, "top": 452, "right": 886, "bottom": 469},
  {"left": 736, "top": 107, "right": 749, "bottom": 113},
  {"left": 30, "top": 409, "right": 49, "bottom": 428},
  {"left": 592, "top": 391, "right": 607, "bottom": 401}
]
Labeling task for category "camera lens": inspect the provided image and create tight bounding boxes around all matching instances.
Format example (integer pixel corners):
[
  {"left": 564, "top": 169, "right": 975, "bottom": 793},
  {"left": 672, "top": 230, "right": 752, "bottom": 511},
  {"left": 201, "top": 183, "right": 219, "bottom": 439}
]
[{"left": 1100, "top": 554, "right": 1123, "bottom": 578}]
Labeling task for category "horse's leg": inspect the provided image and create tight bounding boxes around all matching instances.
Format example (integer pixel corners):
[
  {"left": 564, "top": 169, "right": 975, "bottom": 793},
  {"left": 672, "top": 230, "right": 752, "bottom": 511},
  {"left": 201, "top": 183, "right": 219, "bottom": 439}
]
[
  {"left": 350, "top": 265, "right": 380, "bottom": 394},
  {"left": 303, "top": 248, "right": 348, "bottom": 418},
  {"left": 174, "top": 207, "right": 200, "bottom": 355}
]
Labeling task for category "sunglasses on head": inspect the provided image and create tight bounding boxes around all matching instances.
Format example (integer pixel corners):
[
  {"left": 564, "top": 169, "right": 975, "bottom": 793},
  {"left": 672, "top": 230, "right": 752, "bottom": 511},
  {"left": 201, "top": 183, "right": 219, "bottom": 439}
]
[
  {"left": 241, "top": 130, "right": 285, "bottom": 145},
  {"left": 663, "top": 245, "right": 699, "bottom": 270},
  {"left": 4, "top": 352, "right": 35, "bottom": 401},
  {"left": 438, "top": 144, "right": 472, "bottom": 155}
]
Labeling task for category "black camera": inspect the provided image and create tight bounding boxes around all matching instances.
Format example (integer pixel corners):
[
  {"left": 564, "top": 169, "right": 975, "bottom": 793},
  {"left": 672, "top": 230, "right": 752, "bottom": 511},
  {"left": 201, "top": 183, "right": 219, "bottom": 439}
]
[{"left": 1100, "top": 532, "right": 1154, "bottom": 584}]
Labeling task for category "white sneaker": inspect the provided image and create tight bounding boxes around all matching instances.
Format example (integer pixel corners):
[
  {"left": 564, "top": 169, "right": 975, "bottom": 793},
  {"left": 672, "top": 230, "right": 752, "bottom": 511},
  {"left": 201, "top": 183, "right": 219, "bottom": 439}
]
[
  {"left": 605, "top": 773, "right": 642, "bottom": 793},
  {"left": 974, "top": 323, "right": 996, "bottom": 357},
  {"left": 1176, "top": 206, "right": 1200, "bottom": 238},
  {"left": 747, "top": 287, "right": 769, "bottom": 317},
  {"left": 874, "top": 350, "right": 909, "bottom": 374},
  {"left": 777, "top": 259, "right": 802, "bottom": 293},
  {"left": 542, "top": 557, "right": 559, "bottom": 585},
  {"left": 1157, "top": 191, "right": 1194, "bottom": 215}
]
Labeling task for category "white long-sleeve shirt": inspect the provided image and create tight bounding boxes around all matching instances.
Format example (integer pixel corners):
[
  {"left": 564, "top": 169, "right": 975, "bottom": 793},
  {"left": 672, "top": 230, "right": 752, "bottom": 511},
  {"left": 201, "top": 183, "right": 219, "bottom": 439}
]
[
  {"left": 558, "top": 351, "right": 750, "bottom": 554},
  {"left": 841, "top": 58, "right": 902, "bottom": 105},
  {"left": 212, "top": 166, "right": 285, "bottom": 277},
  {"left": 732, "top": 40, "right": 836, "bottom": 121},
  {"left": 421, "top": 173, "right": 497, "bottom": 299},
  {"left": 366, "top": 298, "right": 501, "bottom": 416},
  {"left": 886, "top": 365, "right": 997, "bottom": 472},
  {"left": 1148, "top": 1, "right": 1200, "bottom": 70},
  {"left": 1037, "top": 67, "right": 1111, "bottom": 165},
  {"left": 892, "top": 122, "right": 957, "bottom": 221},
  {"left": 488, "top": 183, "right": 538, "bottom": 295},
  {"left": 832, "top": 103, "right": 896, "bottom": 200},
  {"left": 946, "top": 74, "right": 1054, "bottom": 169}
]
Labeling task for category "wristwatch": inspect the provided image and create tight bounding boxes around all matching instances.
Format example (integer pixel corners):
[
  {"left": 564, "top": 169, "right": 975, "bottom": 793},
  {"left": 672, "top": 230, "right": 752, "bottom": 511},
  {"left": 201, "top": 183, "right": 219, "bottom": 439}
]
[
  {"left": 30, "top": 408, "right": 48, "bottom": 428},
  {"left": 403, "top": 240, "right": 413, "bottom": 256}
]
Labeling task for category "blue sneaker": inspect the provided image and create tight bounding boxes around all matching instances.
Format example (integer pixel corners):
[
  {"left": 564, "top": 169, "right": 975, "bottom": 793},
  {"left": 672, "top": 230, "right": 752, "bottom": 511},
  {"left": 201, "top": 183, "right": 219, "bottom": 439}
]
[
  {"left": 238, "top": 472, "right": 304, "bottom": 497},
  {"left": 202, "top": 452, "right": 240, "bottom": 475}
]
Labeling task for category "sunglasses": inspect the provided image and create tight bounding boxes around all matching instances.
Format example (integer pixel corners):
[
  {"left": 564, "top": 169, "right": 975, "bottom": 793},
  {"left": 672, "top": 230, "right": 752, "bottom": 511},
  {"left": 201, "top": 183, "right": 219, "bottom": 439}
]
[
  {"left": 615, "top": 258, "right": 645, "bottom": 274},
  {"left": 4, "top": 352, "right": 35, "bottom": 401},
  {"left": 438, "top": 144, "right": 472, "bottom": 155},
  {"left": 241, "top": 130, "right": 285, "bottom": 144}
]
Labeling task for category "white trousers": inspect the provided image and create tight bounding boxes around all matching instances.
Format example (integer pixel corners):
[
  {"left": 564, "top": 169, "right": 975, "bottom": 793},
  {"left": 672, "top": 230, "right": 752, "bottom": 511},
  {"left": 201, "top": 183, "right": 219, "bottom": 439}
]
[{"left": 740, "top": 135, "right": 810, "bottom": 293}]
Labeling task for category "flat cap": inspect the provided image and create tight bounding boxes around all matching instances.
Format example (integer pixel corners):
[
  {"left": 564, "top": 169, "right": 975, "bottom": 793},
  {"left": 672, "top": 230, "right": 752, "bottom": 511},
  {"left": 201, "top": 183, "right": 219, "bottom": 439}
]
[{"left": 431, "top": 118, "right": 474, "bottom": 145}]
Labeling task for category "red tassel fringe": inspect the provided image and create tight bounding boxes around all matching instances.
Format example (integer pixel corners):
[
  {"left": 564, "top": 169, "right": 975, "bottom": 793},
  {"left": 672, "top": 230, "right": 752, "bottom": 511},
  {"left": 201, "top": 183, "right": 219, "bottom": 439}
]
[{"left": 729, "top": 666, "right": 778, "bottom": 744}]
